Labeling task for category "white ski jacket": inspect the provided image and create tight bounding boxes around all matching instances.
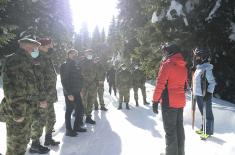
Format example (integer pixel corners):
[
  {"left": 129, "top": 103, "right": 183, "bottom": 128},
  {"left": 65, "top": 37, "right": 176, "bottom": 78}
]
[{"left": 193, "top": 62, "right": 216, "bottom": 96}]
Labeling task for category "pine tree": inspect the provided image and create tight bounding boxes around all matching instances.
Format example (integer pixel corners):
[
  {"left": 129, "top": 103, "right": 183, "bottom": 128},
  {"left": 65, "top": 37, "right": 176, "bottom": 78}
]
[{"left": 117, "top": 0, "right": 235, "bottom": 102}]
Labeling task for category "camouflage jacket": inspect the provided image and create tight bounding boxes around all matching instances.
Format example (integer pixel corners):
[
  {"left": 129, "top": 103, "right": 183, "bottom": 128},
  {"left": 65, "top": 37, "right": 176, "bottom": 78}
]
[
  {"left": 132, "top": 69, "right": 146, "bottom": 87},
  {"left": 80, "top": 59, "right": 98, "bottom": 89},
  {"left": 1, "top": 49, "right": 42, "bottom": 120},
  {"left": 40, "top": 51, "right": 57, "bottom": 103},
  {"left": 96, "top": 62, "right": 107, "bottom": 82},
  {"left": 116, "top": 69, "right": 132, "bottom": 89}
]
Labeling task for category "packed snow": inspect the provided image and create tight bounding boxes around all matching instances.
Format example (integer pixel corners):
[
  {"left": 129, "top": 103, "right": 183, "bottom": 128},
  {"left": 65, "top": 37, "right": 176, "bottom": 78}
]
[{"left": 0, "top": 76, "right": 235, "bottom": 155}]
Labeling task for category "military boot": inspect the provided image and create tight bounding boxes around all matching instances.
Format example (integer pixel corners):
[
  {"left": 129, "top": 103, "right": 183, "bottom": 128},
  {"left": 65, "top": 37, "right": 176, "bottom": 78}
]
[
  {"left": 44, "top": 133, "right": 60, "bottom": 146},
  {"left": 85, "top": 116, "right": 96, "bottom": 124},
  {"left": 126, "top": 103, "right": 130, "bottom": 110},
  {"left": 29, "top": 140, "right": 50, "bottom": 154},
  {"left": 135, "top": 101, "right": 139, "bottom": 107},
  {"left": 118, "top": 102, "right": 122, "bottom": 110},
  {"left": 100, "top": 106, "right": 108, "bottom": 111}
]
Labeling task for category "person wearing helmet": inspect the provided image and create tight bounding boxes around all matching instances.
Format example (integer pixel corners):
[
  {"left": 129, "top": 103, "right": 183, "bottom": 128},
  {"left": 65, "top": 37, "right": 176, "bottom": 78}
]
[
  {"left": 192, "top": 48, "right": 216, "bottom": 139},
  {"left": 152, "top": 42, "right": 188, "bottom": 155}
]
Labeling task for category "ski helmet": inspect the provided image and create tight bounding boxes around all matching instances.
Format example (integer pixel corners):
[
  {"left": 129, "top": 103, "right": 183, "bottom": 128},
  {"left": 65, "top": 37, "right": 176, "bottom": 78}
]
[
  {"left": 161, "top": 42, "right": 181, "bottom": 56},
  {"left": 193, "top": 48, "right": 210, "bottom": 64}
]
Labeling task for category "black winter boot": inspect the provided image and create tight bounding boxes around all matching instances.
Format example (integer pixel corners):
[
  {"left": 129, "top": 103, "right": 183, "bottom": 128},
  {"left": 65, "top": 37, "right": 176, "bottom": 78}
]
[
  {"left": 126, "top": 103, "right": 130, "bottom": 110},
  {"left": 65, "top": 130, "right": 77, "bottom": 137},
  {"left": 135, "top": 101, "right": 139, "bottom": 107},
  {"left": 100, "top": 106, "right": 108, "bottom": 111},
  {"left": 44, "top": 133, "right": 60, "bottom": 146},
  {"left": 29, "top": 140, "right": 50, "bottom": 154},
  {"left": 118, "top": 103, "right": 122, "bottom": 110},
  {"left": 85, "top": 116, "right": 96, "bottom": 124},
  {"left": 74, "top": 126, "right": 87, "bottom": 132}
]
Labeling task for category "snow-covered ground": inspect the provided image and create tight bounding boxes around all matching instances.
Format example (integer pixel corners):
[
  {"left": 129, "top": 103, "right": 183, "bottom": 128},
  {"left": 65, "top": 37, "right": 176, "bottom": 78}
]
[{"left": 0, "top": 76, "right": 235, "bottom": 155}]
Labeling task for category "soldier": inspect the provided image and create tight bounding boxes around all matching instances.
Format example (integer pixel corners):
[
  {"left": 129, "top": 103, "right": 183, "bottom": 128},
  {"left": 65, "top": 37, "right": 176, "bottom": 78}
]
[
  {"left": 60, "top": 49, "right": 87, "bottom": 137},
  {"left": 116, "top": 64, "right": 132, "bottom": 110},
  {"left": 1, "top": 38, "right": 44, "bottom": 155},
  {"left": 107, "top": 65, "right": 117, "bottom": 96},
  {"left": 29, "top": 39, "right": 54, "bottom": 154},
  {"left": 132, "top": 65, "right": 150, "bottom": 106},
  {"left": 38, "top": 38, "right": 60, "bottom": 146},
  {"left": 94, "top": 57, "right": 108, "bottom": 111},
  {"left": 80, "top": 49, "right": 98, "bottom": 124}
]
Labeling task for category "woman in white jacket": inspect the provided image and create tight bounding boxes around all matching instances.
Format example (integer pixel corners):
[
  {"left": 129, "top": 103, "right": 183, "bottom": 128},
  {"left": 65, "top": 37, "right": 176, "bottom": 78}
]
[{"left": 193, "top": 48, "right": 216, "bottom": 139}]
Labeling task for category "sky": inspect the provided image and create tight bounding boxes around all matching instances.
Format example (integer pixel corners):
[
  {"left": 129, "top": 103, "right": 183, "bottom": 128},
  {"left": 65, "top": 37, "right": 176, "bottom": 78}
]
[{"left": 69, "top": 0, "right": 119, "bottom": 33}]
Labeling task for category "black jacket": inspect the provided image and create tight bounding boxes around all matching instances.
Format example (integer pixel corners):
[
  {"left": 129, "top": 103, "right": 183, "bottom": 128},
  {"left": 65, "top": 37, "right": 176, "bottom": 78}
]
[
  {"left": 60, "top": 59, "right": 83, "bottom": 95},
  {"left": 107, "top": 67, "right": 116, "bottom": 83}
]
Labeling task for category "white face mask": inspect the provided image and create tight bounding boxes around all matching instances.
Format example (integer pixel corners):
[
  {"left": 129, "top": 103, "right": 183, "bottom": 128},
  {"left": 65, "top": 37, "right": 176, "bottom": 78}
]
[
  {"left": 122, "top": 67, "right": 126, "bottom": 70},
  {"left": 134, "top": 66, "right": 139, "bottom": 69},
  {"left": 31, "top": 48, "right": 39, "bottom": 58},
  {"left": 86, "top": 55, "right": 93, "bottom": 60}
]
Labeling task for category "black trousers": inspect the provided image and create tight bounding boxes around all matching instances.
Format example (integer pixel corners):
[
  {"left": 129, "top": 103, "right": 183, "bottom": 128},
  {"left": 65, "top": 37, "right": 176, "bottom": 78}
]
[
  {"left": 162, "top": 107, "right": 185, "bottom": 155},
  {"left": 108, "top": 81, "right": 116, "bottom": 95},
  {"left": 65, "top": 93, "right": 84, "bottom": 131}
]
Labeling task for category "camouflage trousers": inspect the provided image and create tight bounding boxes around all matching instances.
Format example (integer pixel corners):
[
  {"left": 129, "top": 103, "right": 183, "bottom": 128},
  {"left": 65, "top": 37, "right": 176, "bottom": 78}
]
[
  {"left": 6, "top": 118, "right": 31, "bottom": 155},
  {"left": 44, "top": 102, "right": 56, "bottom": 134},
  {"left": 30, "top": 102, "right": 56, "bottom": 141},
  {"left": 118, "top": 88, "right": 130, "bottom": 103},
  {"left": 94, "top": 82, "right": 105, "bottom": 107},
  {"left": 133, "top": 85, "right": 147, "bottom": 104},
  {"left": 30, "top": 104, "right": 47, "bottom": 141},
  {"left": 82, "top": 87, "right": 97, "bottom": 117}
]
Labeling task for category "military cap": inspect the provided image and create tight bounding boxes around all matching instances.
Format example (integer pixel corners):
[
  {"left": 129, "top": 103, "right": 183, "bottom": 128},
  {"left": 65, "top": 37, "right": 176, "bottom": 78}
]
[
  {"left": 18, "top": 38, "right": 41, "bottom": 46},
  {"left": 38, "top": 38, "right": 52, "bottom": 46}
]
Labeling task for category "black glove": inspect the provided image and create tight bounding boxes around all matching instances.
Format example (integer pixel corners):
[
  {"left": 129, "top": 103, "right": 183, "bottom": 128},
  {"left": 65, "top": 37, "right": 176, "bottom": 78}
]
[
  {"left": 152, "top": 102, "right": 159, "bottom": 114},
  {"left": 204, "top": 92, "right": 212, "bottom": 101}
]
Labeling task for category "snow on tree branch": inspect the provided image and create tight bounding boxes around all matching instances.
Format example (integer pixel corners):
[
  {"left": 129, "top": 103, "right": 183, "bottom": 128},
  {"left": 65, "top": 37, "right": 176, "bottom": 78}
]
[
  {"left": 205, "top": 0, "right": 222, "bottom": 21},
  {"left": 152, "top": 0, "right": 188, "bottom": 26},
  {"left": 229, "top": 22, "right": 235, "bottom": 42}
]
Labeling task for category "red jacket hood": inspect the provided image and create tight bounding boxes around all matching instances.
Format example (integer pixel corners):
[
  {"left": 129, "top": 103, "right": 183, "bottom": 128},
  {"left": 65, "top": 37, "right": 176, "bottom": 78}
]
[{"left": 164, "top": 53, "right": 186, "bottom": 67}]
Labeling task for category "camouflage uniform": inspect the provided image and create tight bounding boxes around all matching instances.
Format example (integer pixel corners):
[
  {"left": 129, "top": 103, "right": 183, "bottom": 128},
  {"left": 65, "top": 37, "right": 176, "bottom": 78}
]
[
  {"left": 116, "top": 68, "right": 132, "bottom": 109},
  {"left": 94, "top": 61, "right": 107, "bottom": 109},
  {"left": 41, "top": 51, "right": 57, "bottom": 135},
  {"left": 1, "top": 49, "right": 40, "bottom": 155},
  {"left": 30, "top": 52, "right": 48, "bottom": 143},
  {"left": 80, "top": 59, "right": 98, "bottom": 118},
  {"left": 132, "top": 68, "right": 148, "bottom": 106}
]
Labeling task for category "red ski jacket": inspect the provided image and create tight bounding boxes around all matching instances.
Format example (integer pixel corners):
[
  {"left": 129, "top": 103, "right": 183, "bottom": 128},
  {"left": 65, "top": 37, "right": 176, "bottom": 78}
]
[{"left": 153, "top": 53, "right": 188, "bottom": 108}]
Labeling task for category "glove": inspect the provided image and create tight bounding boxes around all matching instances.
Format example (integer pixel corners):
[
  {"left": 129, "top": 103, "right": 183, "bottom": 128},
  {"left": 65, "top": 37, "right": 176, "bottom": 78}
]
[
  {"left": 204, "top": 92, "right": 212, "bottom": 101},
  {"left": 152, "top": 101, "right": 159, "bottom": 114}
]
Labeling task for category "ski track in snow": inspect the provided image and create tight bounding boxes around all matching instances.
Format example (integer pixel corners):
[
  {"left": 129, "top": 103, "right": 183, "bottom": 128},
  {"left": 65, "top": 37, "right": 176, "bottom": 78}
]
[{"left": 0, "top": 76, "right": 235, "bottom": 155}]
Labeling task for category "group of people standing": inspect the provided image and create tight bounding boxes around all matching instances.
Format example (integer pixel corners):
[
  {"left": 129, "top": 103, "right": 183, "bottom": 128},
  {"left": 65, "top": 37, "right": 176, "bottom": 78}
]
[
  {"left": 0, "top": 38, "right": 59, "bottom": 155},
  {"left": 152, "top": 43, "right": 216, "bottom": 155},
  {"left": 0, "top": 37, "right": 216, "bottom": 155}
]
